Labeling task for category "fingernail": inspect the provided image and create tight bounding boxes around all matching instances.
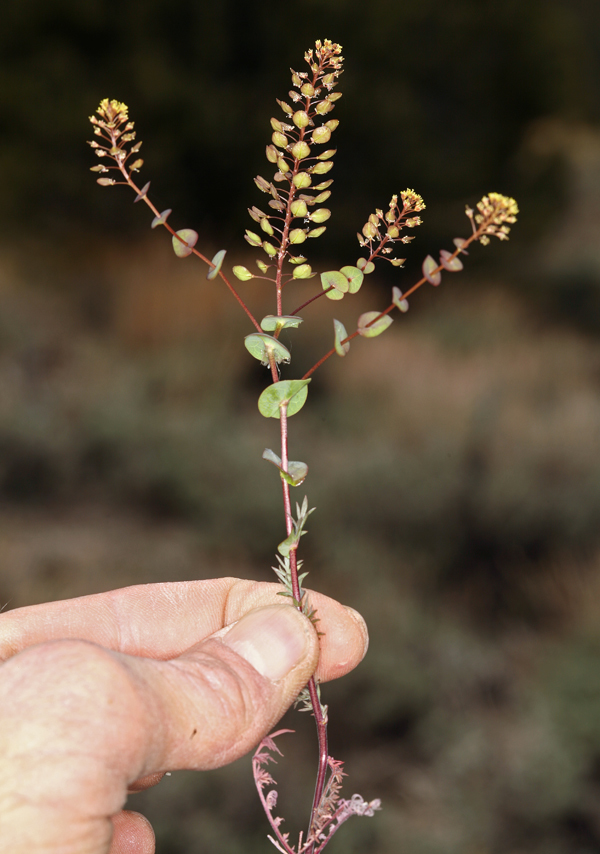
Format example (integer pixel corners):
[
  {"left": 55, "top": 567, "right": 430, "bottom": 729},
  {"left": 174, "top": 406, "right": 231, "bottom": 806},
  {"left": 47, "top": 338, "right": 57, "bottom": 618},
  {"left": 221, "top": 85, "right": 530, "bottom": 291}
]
[
  {"left": 222, "top": 605, "right": 311, "bottom": 681},
  {"left": 343, "top": 605, "right": 370, "bottom": 660}
]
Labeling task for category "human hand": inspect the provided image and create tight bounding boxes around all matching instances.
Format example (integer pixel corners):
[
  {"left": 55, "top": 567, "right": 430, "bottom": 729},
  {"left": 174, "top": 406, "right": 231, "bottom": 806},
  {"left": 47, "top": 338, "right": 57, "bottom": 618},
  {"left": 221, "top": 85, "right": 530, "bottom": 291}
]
[{"left": 0, "top": 578, "right": 368, "bottom": 854}]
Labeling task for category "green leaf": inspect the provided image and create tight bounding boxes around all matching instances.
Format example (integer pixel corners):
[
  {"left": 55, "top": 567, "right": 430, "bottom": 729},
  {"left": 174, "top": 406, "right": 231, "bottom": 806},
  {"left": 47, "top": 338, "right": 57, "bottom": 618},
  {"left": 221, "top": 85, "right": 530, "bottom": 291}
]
[
  {"left": 260, "top": 315, "right": 303, "bottom": 332},
  {"left": 151, "top": 209, "right": 172, "bottom": 229},
  {"left": 207, "top": 249, "right": 226, "bottom": 280},
  {"left": 392, "top": 286, "right": 409, "bottom": 312},
  {"left": 292, "top": 264, "right": 314, "bottom": 279},
  {"left": 321, "top": 270, "right": 348, "bottom": 294},
  {"left": 258, "top": 379, "right": 311, "bottom": 419},
  {"left": 358, "top": 311, "right": 393, "bottom": 338},
  {"left": 422, "top": 255, "right": 442, "bottom": 286},
  {"left": 453, "top": 237, "right": 469, "bottom": 254},
  {"left": 245, "top": 333, "right": 291, "bottom": 366},
  {"left": 262, "top": 448, "right": 282, "bottom": 467},
  {"left": 262, "top": 450, "right": 308, "bottom": 486},
  {"left": 333, "top": 318, "right": 350, "bottom": 356},
  {"left": 172, "top": 229, "right": 198, "bottom": 258},
  {"left": 233, "top": 265, "right": 254, "bottom": 281},
  {"left": 356, "top": 258, "right": 375, "bottom": 274},
  {"left": 340, "top": 265, "right": 364, "bottom": 294}
]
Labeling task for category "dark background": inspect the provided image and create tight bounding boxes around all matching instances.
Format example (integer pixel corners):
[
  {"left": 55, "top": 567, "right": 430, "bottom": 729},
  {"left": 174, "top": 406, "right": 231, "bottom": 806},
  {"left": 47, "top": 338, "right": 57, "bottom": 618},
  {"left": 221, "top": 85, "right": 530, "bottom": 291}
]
[{"left": 2, "top": 1, "right": 600, "bottom": 852}]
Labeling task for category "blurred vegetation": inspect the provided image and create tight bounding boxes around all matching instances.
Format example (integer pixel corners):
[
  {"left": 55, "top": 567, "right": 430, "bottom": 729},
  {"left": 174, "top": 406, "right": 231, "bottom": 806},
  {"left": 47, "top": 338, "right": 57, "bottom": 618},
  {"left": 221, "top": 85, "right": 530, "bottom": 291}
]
[{"left": 3, "top": 1, "right": 600, "bottom": 852}]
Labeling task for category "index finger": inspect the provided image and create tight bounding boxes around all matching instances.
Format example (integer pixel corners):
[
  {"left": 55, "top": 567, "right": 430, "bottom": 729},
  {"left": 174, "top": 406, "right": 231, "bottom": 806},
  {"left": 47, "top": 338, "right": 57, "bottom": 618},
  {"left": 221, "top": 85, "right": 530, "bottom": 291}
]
[{"left": 0, "top": 579, "right": 368, "bottom": 683}]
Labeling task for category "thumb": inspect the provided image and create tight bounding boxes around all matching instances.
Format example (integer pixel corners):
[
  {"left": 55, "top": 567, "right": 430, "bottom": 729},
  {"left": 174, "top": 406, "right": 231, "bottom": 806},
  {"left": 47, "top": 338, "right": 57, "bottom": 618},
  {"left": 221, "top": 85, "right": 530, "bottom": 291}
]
[{"left": 131, "top": 603, "right": 320, "bottom": 772}]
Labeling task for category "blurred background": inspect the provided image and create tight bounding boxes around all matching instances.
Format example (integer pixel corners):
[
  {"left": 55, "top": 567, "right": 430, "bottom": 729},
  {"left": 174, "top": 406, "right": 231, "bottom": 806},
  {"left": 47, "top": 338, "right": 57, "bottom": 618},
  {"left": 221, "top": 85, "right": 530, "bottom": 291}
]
[{"left": 2, "top": 0, "right": 600, "bottom": 851}]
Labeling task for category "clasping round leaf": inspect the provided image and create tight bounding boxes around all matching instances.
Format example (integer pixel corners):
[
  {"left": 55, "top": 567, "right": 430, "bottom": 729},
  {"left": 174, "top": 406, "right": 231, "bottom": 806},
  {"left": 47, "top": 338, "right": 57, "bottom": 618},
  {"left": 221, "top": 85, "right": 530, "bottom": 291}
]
[
  {"left": 260, "top": 315, "right": 303, "bottom": 332},
  {"left": 258, "top": 379, "right": 311, "bottom": 419},
  {"left": 422, "top": 255, "right": 442, "bottom": 286},
  {"left": 439, "top": 249, "right": 464, "bottom": 272},
  {"left": 392, "top": 286, "right": 409, "bottom": 313},
  {"left": 358, "top": 311, "right": 393, "bottom": 338},
  {"left": 172, "top": 229, "right": 198, "bottom": 258},
  {"left": 151, "top": 209, "right": 172, "bottom": 229},
  {"left": 245, "top": 333, "right": 291, "bottom": 366},
  {"left": 340, "top": 265, "right": 364, "bottom": 294},
  {"left": 333, "top": 318, "right": 350, "bottom": 356},
  {"left": 207, "top": 249, "right": 226, "bottom": 280}
]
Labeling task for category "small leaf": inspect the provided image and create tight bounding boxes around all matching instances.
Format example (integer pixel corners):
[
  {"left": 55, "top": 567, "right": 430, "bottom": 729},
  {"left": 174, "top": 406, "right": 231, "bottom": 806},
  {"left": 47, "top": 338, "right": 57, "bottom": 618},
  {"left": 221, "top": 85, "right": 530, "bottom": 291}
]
[
  {"left": 392, "top": 286, "right": 409, "bottom": 312},
  {"left": 151, "top": 209, "right": 172, "bottom": 229},
  {"left": 453, "top": 237, "right": 469, "bottom": 254},
  {"left": 263, "top": 449, "right": 308, "bottom": 486},
  {"left": 439, "top": 249, "right": 464, "bottom": 272},
  {"left": 281, "top": 461, "right": 309, "bottom": 487},
  {"left": 233, "top": 265, "right": 254, "bottom": 281},
  {"left": 245, "top": 333, "right": 291, "bottom": 366},
  {"left": 258, "top": 379, "right": 311, "bottom": 419},
  {"left": 262, "top": 448, "right": 282, "bottom": 467},
  {"left": 357, "top": 258, "right": 375, "bottom": 274},
  {"left": 261, "top": 315, "right": 303, "bottom": 333},
  {"left": 340, "top": 265, "right": 364, "bottom": 294},
  {"left": 207, "top": 249, "right": 226, "bottom": 280},
  {"left": 321, "top": 270, "right": 348, "bottom": 294},
  {"left": 334, "top": 319, "right": 350, "bottom": 356},
  {"left": 292, "top": 264, "right": 314, "bottom": 279},
  {"left": 172, "top": 229, "right": 198, "bottom": 258},
  {"left": 358, "top": 311, "right": 393, "bottom": 338},
  {"left": 422, "top": 255, "right": 442, "bottom": 286}
]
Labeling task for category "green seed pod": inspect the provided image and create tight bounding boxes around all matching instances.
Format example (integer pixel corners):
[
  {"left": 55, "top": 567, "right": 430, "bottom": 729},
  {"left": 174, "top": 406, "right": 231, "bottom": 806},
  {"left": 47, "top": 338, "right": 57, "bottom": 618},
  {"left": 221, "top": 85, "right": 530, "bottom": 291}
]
[
  {"left": 291, "top": 71, "right": 302, "bottom": 86},
  {"left": 289, "top": 228, "right": 307, "bottom": 244},
  {"left": 270, "top": 117, "right": 284, "bottom": 132},
  {"left": 362, "top": 222, "right": 379, "bottom": 239},
  {"left": 277, "top": 99, "right": 293, "bottom": 115},
  {"left": 325, "top": 120, "right": 339, "bottom": 131},
  {"left": 293, "top": 110, "right": 310, "bottom": 128},
  {"left": 309, "top": 208, "right": 331, "bottom": 223},
  {"left": 260, "top": 218, "right": 274, "bottom": 235},
  {"left": 310, "top": 161, "right": 333, "bottom": 175},
  {"left": 277, "top": 158, "right": 290, "bottom": 174},
  {"left": 316, "top": 149, "right": 336, "bottom": 161},
  {"left": 245, "top": 230, "right": 263, "bottom": 247},
  {"left": 291, "top": 200, "right": 308, "bottom": 217},
  {"left": 233, "top": 265, "right": 254, "bottom": 281},
  {"left": 315, "top": 100, "right": 334, "bottom": 115},
  {"left": 263, "top": 241, "right": 277, "bottom": 257},
  {"left": 256, "top": 259, "right": 269, "bottom": 273},
  {"left": 272, "top": 132, "right": 288, "bottom": 149},
  {"left": 265, "top": 145, "right": 279, "bottom": 163},
  {"left": 308, "top": 226, "right": 326, "bottom": 238},
  {"left": 327, "top": 92, "right": 343, "bottom": 102},
  {"left": 293, "top": 172, "right": 312, "bottom": 188},
  {"left": 312, "top": 126, "right": 331, "bottom": 145},
  {"left": 255, "top": 176, "right": 271, "bottom": 193},
  {"left": 387, "top": 226, "right": 400, "bottom": 238},
  {"left": 292, "top": 263, "right": 313, "bottom": 279},
  {"left": 301, "top": 82, "right": 315, "bottom": 97},
  {"left": 291, "top": 141, "right": 311, "bottom": 160},
  {"left": 314, "top": 180, "right": 333, "bottom": 190}
]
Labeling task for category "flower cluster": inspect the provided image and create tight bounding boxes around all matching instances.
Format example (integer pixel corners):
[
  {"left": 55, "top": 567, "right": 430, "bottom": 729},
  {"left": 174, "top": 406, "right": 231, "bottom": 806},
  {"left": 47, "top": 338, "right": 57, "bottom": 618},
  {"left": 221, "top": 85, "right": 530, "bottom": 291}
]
[
  {"left": 240, "top": 40, "right": 344, "bottom": 280},
  {"left": 88, "top": 98, "right": 143, "bottom": 186},
  {"left": 357, "top": 189, "right": 426, "bottom": 269},
  {"left": 466, "top": 192, "right": 519, "bottom": 245}
]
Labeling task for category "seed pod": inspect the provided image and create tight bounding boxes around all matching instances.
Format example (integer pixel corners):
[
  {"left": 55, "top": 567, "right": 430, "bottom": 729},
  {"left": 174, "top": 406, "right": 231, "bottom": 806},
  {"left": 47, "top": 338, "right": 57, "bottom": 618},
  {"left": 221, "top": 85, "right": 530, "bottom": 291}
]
[
  {"left": 293, "top": 111, "right": 310, "bottom": 128},
  {"left": 291, "top": 141, "right": 311, "bottom": 160}
]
